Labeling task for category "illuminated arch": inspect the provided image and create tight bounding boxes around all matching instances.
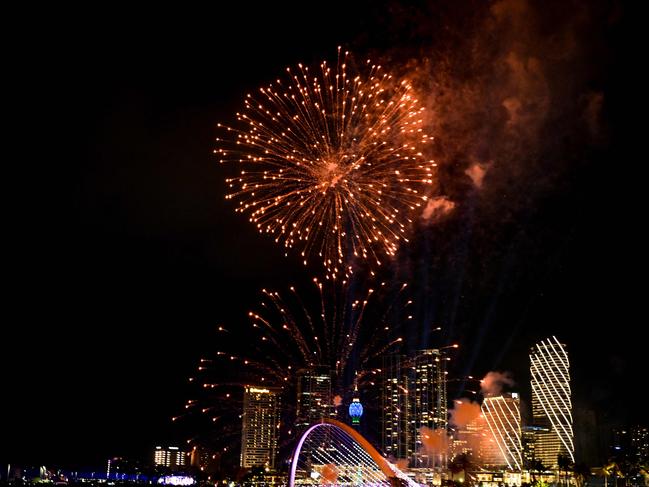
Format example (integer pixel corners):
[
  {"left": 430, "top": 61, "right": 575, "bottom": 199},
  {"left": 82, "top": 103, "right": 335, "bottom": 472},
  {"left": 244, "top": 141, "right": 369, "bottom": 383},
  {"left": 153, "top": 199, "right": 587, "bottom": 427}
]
[{"left": 289, "top": 418, "right": 417, "bottom": 486}]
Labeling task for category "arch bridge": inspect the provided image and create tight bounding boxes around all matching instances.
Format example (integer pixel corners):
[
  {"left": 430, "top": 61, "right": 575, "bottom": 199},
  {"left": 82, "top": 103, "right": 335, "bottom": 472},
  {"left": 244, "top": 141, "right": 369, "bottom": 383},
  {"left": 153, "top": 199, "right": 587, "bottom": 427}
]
[{"left": 289, "top": 418, "right": 418, "bottom": 486}]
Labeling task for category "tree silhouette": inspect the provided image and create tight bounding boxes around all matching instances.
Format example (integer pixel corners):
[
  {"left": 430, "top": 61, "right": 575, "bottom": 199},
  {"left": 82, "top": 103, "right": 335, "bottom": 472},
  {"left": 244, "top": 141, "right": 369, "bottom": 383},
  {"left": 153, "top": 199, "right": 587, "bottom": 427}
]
[
  {"left": 573, "top": 462, "right": 591, "bottom": 487},
  {"left": 558, "top": 454, "right": 574, "bottom": 487},
  {"left": 531, "top": 459, "right": 546, "bottom": 485},
  {"left": 449, "top": 452, "right": 473, "bottom": 484}
]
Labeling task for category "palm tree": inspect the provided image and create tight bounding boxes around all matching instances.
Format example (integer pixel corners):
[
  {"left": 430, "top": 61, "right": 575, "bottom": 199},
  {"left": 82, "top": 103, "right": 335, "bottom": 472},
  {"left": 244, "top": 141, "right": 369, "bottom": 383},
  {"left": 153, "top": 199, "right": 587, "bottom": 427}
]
[
  {"left": 557, "top": 454, "right": 573, "bottom": 487},
  {"left": 530, "top": 459, "right": 545, "bottom": 486},
  {"left": 573, "top": 462, "right": 591, "bottom": 487}
]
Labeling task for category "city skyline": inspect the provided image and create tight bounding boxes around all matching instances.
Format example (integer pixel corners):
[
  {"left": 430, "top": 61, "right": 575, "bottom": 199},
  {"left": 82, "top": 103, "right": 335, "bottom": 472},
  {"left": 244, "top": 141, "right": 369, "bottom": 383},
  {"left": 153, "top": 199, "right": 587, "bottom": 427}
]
[{"left": 4, "top": 0, "right": 642, "bottom": 477}]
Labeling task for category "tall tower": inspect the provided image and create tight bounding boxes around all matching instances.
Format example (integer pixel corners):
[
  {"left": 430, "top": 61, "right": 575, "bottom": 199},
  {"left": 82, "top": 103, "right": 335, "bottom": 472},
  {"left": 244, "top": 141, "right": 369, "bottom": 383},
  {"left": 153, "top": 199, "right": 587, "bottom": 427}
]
[
  {"left": 412, "top": 349, "right": 448, "bottom": 467},
  {"left": 481, "top": 393, "right": 524, "bottom": 470},
  {"left": 381, "top": 354, "right": 412, "bottom": 460},
  {"left": 381, "top": 350, "right": 447, "bottom": 467},
  {"left": 240, "top": 386, "right": 281, "bottom": 469},
  {"left": 295, "top": 366, "right": 333, "bottom": 430},
  {"left": 348, "top": 379, "right": 364, "bottom": 427},
  {"left": 529, "top": 336, "right": 574, "bottom": 468}
]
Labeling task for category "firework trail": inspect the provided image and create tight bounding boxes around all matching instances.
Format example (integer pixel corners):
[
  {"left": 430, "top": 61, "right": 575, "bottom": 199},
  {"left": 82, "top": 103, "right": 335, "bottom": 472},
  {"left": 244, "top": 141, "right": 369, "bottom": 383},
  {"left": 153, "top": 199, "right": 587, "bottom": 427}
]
[
  {"left": 175, "top": 278, "right": 413, "bottom": 453},
  {"left": 216, "top": 48, "right": 437, "bottom": 278}
]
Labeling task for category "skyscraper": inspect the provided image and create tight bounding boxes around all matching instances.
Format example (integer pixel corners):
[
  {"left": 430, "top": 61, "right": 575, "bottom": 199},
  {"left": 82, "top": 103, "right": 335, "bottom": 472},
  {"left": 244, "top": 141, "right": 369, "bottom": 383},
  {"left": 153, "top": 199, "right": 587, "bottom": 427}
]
[
  {"left": 630, "top": 426, "right": 648, "bottom": 464},
  {"left": 522, "top": 425, "right": 550, "bottom": 468},
  {"left": 295, "top": 366, "right": 333, "bottom": 430},
  {"left": 529, "top": 336, "right": 574, "bottom": 468},
  {"left": 481, "top": 393, "right": 524, "bottom": 470},
  {"left": 612, "top": 426, "right": 649, "bottom": 465},
  {"left": 381, "top": 350, "right": 447, "bottom": 467},
  {"left": 240, "top": 386, "right": 281, "bottom": 469},
  {"left": 412, "top": 349, "right": 448, "bottom": 467},
  {"left": 381, "top": 354, "right": 412, "bottom": 460}
]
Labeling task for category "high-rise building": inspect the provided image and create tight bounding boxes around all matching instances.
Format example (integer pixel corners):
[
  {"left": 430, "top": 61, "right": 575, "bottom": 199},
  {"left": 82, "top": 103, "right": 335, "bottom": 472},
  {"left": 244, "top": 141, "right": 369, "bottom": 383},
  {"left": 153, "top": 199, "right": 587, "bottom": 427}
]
[
  {"left": 381, "top": 354, "right": 412, "bottom": 460},
  {"left": 412, "top": 349, "right": 448, "bottom": 467},
  {"left": 240, "top": 386, "right": 281, "bottom": 469},
  {"left": 612, "top": 426, "right": 649, "bottom": 465},
  {"left": 630, "top": 426, "right": 648, "bottom": 464},
  {"left": 481, "top": 393, "right": 524, "bottom": 470},
  {"left": 153, "top": 446, "right": 187, "bottom": 470},
  {"left": 295, "top": 366, "right": 333, "bottom": 429},
  {"left": 381, "top": 350, "right": 447, "bottom": 467},
  {"left": 522, "top": 425, "right": 550, "bottom": 469},
  {"left": 451, "top": 414, "right": 487, "bottom": 463},
  {"left": 529, "top": 336, "right": 574, "bottom": 468}
]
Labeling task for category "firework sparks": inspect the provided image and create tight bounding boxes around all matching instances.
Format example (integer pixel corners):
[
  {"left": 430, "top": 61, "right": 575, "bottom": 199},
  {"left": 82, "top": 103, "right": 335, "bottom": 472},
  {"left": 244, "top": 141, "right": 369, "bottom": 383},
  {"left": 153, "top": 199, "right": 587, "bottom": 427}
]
[
  {"left": 177, "top": 278, "right": 413, "bottom": 453},
  {"left": 209, "top": 278, "right": 411, "bottom": 390},
  {"left": 216, "top": 48, "right": 437, "bottom": 277}
]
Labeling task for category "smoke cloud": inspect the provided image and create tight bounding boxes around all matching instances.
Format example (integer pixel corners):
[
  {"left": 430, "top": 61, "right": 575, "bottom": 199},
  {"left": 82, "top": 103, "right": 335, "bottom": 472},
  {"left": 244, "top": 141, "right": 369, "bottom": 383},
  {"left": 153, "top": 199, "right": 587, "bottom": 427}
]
[
  {"left": 480, "top": 371, "right": 515, "bottom": 397},
  {"left": 380, "top": 0, "right": 612, "bottom": 225},
  {"left": 464, "top": 162, "right": 490, "bottom": 188},
  {"left": 419, "top": 426, "right": 449, "bottom": 455},
  {"left": 421, "top": 196, "right": 455, "bottom": 223},
  {"left": 321, "top": 464, "right": 338, "bottom": 483},
  {"left": 449, "top": 398, "right": 482, "bottom": 429}
]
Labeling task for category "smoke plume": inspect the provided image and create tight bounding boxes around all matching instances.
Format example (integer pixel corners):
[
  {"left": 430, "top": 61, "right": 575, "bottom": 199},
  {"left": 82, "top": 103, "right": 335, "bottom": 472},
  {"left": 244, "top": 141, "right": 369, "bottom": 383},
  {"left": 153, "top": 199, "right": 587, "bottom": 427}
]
[
  {"left": 421, "top": 196, "right": 455, "bottom": 223},
  {"left": 449, "top": 398, "right": 482, "bottom": 429},
  {"left": 480, "top": 371, "right": 515, "bottom": 397}
]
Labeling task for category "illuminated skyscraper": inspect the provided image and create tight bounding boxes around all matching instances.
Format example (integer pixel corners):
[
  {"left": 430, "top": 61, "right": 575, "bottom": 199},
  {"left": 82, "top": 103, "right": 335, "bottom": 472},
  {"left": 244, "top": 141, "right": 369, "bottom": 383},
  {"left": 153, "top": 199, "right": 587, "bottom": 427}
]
[
  {"left": 412, "top": 349, "right": 448, "bottom": 467},
  {"left": 240, "top": 386, "right": 281, "bottom": 469},
  {"left": 381, "top": 354, "right": 412, "bottom": 460},
  {"left": 522, "top": 425, "right": 549, "bottom": 468},
  {"left": 296, "top": 366, "right": 333, "bottom": 429},
  {"left": 381, "top": 350, "right": 447, "bottom": 467},
  {"left": 630, "top": 426, "right": 648, "bottom": 464},
  {"left": 612, "top": 426, "right": 649, "bottom": 465},
  {"left": 481, "top": 393, "right": 524, "bottom": 470},
  {"left": 153, "top": 446, "right": 187, "bottom": 470},
  {"left": 529, "top": 337, "right": 574, "bottom": 467}
]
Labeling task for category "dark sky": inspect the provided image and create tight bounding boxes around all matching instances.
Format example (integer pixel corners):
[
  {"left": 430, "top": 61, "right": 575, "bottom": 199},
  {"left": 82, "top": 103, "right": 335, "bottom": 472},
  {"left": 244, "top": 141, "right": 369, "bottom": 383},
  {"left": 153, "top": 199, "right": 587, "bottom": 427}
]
[{"left": 4, "top": 0, "right": 642, "bottom": 469}]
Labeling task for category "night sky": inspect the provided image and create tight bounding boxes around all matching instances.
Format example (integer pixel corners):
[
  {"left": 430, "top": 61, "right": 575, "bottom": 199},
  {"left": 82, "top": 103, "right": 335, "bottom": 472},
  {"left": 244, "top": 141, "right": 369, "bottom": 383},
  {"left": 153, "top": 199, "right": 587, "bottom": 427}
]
[{"left": 4, "top": 0, "right": 642, "bottom": 469}]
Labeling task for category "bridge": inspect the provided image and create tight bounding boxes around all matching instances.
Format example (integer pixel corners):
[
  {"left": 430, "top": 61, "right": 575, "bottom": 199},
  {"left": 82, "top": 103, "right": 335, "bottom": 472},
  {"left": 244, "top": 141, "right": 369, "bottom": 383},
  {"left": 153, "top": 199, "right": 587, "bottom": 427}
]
[{"left": 289, "top": 418, "right": 419, "bottom": 486}]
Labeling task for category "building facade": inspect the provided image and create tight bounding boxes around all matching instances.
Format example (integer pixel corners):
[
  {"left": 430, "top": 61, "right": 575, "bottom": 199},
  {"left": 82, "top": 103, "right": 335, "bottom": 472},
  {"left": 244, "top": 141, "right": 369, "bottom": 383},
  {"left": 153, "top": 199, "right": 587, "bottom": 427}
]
[
  {"left": 295, "top": 366, "right": 333, "bottom": 430},
  {"left": 612, "top": 425, "right": 649, "bottom": 465},
  {"left": 153, "top": 446, "right": 187, "bottom": 470},
  {"left": 522, "top": 425, "right": 550, "bottom": 468},
  {"left": 412, "top": 349, "right": 448, "bottom": 467},
  {"left": 481, "top": 393, "right": 524, "bottom": 470},
  {"left": 240, "top": 386, "right": 281, "bottom": 469},
  {"left": 529, "top": 337, "right": 574, "bottom": 468},
  {"left": 381, "top": 354, "right": 412, "bottom": 460},
  {"left": 381, "top": 350, "right": 447, "bottom": 467}
]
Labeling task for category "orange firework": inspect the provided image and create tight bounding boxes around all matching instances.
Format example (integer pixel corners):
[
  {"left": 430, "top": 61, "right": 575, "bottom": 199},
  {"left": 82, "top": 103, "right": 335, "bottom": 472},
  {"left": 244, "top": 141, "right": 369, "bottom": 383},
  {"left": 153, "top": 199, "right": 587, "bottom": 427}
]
[{"left": 216, "top": 48, "right": 436, "bottom": 277}]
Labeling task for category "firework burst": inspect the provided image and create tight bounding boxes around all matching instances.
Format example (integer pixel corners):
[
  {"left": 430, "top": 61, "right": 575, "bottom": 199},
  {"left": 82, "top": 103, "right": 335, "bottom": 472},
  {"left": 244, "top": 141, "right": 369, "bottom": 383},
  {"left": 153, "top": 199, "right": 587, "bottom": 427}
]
[
  {"left": 216, "top": 48, "right": 437, "bottom": 277},
  {"left": 176, "top": 278, "right": 413, "bottom": 454}
]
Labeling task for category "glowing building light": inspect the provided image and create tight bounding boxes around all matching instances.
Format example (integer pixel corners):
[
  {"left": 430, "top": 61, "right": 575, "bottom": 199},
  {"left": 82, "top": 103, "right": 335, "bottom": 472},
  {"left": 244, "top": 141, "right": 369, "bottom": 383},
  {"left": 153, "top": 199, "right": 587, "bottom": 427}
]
[
  {"left": 529, "top": 336, "right": 574, "bottom": 467},
  {"left": 481, "top": 393, "right": 524, "bottom": 471},
  {"left": 157, "top": 476, "right": 195, "bottom": 486},
  {"left": 349, "top": 398, "right": 364, "bottom": 425},
  {"left": 240, "top": 385, "right": 281, "bottom": 469}
]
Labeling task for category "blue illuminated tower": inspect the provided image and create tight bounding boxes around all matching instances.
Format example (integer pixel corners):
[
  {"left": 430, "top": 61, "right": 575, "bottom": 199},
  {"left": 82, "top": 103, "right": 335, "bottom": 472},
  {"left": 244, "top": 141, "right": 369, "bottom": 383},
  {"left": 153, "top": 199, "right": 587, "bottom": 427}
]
[{"left": 348, "top": 378, "right": 363, "bottom": 427}]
